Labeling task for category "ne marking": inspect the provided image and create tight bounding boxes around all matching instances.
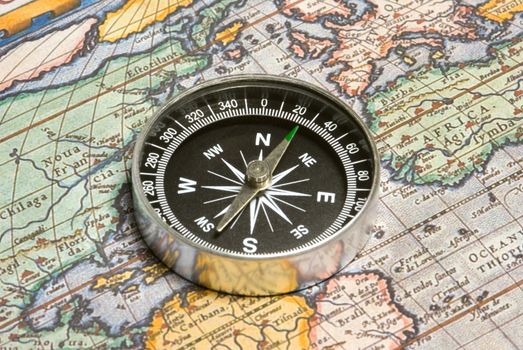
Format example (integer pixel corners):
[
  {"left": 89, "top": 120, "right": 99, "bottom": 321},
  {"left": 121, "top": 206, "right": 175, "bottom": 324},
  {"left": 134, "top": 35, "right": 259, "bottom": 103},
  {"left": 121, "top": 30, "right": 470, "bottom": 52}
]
[
  {"left": 140, "top": 172, "right": 158, "bottom": 176},
  {"left": 230, "top": 207, "right": 244, "bottom": 229}
]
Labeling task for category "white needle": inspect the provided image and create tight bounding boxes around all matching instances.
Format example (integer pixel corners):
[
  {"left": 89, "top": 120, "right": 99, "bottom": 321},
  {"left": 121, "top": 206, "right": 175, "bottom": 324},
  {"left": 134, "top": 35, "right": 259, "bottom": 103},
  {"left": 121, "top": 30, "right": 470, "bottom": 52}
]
[{"left": 215, "top": 126, "right": 299, "bottom": 232}]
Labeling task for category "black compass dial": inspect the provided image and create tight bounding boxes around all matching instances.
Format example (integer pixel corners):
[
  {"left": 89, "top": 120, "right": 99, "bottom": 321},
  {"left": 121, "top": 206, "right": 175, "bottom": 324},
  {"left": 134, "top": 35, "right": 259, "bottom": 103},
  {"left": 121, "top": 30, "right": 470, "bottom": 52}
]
[{"left": 137, "top": 79, "right": 375, "bottom": 256}]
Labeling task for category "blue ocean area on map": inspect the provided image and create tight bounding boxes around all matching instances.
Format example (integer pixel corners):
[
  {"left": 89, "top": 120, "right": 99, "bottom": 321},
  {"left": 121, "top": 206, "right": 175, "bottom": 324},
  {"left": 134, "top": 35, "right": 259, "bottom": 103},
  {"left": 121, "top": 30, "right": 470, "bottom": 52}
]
[{"left": 0, "top": 0, "right": 120, "bottom": 47}]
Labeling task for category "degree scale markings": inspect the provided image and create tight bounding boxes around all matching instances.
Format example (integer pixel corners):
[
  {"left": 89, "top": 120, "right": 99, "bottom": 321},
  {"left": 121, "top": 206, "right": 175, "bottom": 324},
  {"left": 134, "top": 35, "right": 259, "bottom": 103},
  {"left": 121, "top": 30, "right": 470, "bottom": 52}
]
[
  {"left": 155, "top": 108, "right": 361, "bottom": 183},
  {"left": 139, "top": 88, "right": 374, "bottom": 256},
  {"left": 145, "top": 142, "right": 168, "bottom": 151},
  {"left": 151, "top": 110, "right": 365, "bottom": 252}
]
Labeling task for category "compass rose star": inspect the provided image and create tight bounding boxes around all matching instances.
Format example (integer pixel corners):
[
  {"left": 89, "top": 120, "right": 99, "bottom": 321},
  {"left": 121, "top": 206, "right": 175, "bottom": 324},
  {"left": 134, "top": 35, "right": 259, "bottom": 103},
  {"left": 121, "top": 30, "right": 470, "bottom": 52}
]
[{"left": 203, "top": 152, "right": 310, "bottom": 233}]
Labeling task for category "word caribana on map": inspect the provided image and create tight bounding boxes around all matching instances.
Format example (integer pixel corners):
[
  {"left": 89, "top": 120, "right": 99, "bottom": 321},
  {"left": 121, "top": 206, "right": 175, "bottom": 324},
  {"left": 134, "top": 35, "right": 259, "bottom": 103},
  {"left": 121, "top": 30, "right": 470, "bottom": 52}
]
[{"left": 0, "top": 0, "right": 523, "bottom": 349}]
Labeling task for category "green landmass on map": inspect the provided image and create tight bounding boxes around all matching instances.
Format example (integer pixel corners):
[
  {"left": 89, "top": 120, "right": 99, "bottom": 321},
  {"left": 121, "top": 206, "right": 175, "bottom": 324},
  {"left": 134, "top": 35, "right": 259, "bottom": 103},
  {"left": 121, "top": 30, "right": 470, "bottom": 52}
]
[{"left": 368, "top": 37, "right": 523, "bottom": 185}]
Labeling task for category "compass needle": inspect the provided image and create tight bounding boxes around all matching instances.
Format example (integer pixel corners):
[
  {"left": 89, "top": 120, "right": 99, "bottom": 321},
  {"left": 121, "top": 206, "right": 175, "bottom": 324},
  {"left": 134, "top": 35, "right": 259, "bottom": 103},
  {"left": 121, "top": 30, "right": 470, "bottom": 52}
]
[
  {"left": 216, "top": 184, "right": 259, "bottom": 232},
  {"left": 133, "top": 76, "right": 378, "bottom": 295},
  {"left": 216, "top": 125, "right": 300, "bottom": 232},
  {"left": 264, "top": 125, "right": 299, "bottom": 176},
  {"left": 214, "top": 205, "right": 231, "bottom": 219}
]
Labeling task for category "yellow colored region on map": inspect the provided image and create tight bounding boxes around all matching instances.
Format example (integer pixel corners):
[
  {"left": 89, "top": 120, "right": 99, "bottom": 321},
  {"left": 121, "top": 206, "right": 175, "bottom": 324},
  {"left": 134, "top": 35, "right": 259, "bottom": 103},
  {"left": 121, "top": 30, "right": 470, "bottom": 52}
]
[
  {"left": 0, "top": 0, "right": 80, "bottom": 36},
  {"left": 477, "top": 0, "right": 523, "bottom": 23},
  {"left": 215, "top": 21, "right": 243, "bottom": 45},
  {"left": 145, "top": 289, "right": 313, "bottom": 349},
  {"left": 194, "top": 253, "right": 298, "bottom": 295},
  {"left": 93, "top": 270, "right": 135, "bottom": 290},
  {"left": 143, "top": 263, "right": 169, "bottom": 284},
  {"left": 431, "top": 50, "right": 445, "bottom": 60},
  {"left": 98, "top": 0, "right": 194, "bottom": 42}
]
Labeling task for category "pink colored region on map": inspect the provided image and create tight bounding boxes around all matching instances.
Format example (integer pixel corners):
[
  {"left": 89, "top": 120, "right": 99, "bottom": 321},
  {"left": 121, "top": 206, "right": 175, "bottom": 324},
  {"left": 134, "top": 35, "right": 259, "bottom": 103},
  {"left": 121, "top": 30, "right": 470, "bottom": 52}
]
[
  {"left": 290, "top": 30, "right": 333, "bottom": 59},
  {"left": 283, "top": 0, "right": 479, "bottom": 95},
  {"left": 0, "top": 17, "right": 96, "bottom": 92},
  {"left": 311, "top": 273, "right": 416, "bottom": 348},
  {"left": 283, "top": 0, "right": 353, "bottom": 21}
]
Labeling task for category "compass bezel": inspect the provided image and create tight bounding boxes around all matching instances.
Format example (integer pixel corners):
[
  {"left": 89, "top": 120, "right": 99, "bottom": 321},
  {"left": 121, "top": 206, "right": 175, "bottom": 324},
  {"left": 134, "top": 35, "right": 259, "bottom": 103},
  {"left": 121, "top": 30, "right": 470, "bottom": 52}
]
[{"left": 132, "top": 74, "right": 380, "bottom": 294}]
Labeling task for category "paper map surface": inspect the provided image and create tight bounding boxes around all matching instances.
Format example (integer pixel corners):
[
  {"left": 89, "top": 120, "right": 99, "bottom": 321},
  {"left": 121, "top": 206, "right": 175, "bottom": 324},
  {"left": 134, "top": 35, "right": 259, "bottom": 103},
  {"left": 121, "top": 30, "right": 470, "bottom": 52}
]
[{"left": 1, "top": 0, "right": 523, "bottom": 349}]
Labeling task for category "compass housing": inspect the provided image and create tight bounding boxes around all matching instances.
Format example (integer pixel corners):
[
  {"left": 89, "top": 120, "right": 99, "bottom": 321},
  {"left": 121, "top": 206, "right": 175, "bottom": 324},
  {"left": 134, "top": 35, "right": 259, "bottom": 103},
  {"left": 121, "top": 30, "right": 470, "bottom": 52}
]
[{"left": 132, "top": 75, "right": 380, "bottom": 296}]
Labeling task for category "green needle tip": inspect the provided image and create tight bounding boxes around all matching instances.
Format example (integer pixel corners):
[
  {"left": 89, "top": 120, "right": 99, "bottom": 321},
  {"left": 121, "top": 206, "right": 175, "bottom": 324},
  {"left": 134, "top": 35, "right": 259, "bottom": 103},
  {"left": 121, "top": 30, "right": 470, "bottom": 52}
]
[{"left": 285, "top": 125, "right": 299, "bottom": 142}]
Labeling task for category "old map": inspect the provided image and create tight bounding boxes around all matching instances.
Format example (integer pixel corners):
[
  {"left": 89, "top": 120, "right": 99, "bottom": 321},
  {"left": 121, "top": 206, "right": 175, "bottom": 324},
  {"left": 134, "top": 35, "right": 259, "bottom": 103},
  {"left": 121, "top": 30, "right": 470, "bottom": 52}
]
[{"left": 1, "top": 0, "right": 523, "bottom": 349}]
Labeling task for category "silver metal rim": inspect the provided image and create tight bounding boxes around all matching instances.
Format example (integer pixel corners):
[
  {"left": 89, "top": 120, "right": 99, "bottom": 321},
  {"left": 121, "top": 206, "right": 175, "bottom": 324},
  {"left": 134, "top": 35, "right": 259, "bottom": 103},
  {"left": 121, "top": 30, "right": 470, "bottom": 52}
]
[{"left": 131, "top": 74, "right": 380, "bottom": 261}]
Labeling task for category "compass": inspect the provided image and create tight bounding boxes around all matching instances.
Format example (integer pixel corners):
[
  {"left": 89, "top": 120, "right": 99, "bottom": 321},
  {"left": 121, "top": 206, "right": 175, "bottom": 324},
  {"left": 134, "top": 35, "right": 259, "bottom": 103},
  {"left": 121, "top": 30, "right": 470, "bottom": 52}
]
[{"left": 132, "top": 75, "right": 379, "bottom": 295}]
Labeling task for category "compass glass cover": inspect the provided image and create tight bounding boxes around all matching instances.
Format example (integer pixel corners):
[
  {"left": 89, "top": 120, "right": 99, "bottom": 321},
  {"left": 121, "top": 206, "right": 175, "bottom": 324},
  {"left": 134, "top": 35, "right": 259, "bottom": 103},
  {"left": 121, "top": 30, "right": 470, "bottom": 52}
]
[{"left": 137, "top": 79, "right": 375, "bottom": 256}]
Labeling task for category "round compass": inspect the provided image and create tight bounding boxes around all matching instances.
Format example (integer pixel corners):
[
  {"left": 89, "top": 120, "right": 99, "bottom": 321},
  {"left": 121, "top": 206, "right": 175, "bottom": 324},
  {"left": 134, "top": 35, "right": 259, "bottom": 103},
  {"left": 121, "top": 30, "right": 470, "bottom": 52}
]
[{"left": 132, "top": 75, "right": 379, "bottom": 296}]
